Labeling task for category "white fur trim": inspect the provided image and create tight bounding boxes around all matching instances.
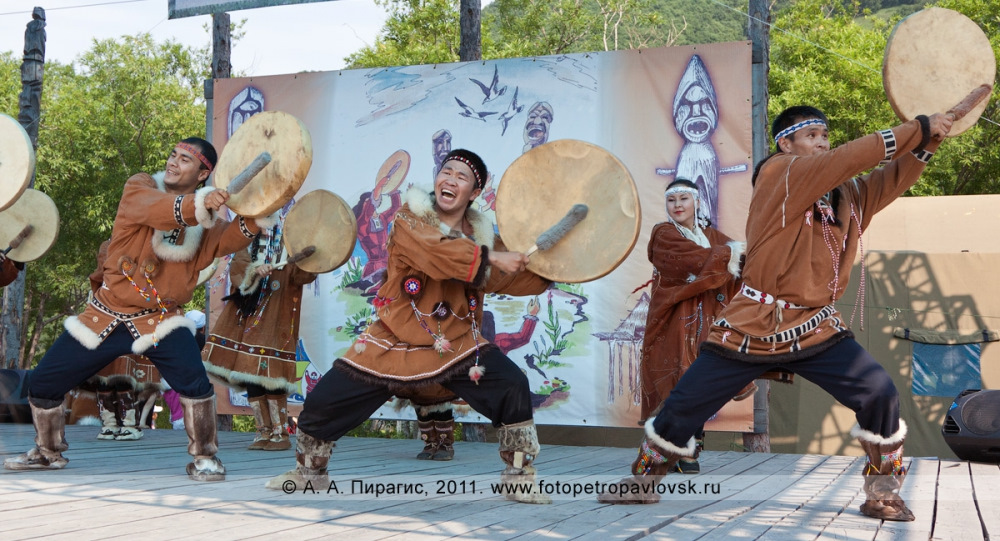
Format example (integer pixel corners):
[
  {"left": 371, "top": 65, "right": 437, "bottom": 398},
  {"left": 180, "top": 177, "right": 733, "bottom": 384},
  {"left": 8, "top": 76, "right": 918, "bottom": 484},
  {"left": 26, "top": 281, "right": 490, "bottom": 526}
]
[
  {"left": 64, "top": 316, "right": 103, "bottom": 350},
  {"left": 644, "top": 418, "right": 697, "bottom": 458},
  {"left": 254, "top": 211, "right": 280, "bottom": 230},
  {"left": 202, "top": 361, "right": 298, "bottom": 394},
  {"left": 238, "top": 261, "right": 265, "bottom": 295},
  {"left": 194, "top": 186, "right": 219, "bottom": 228},
  {"left": 850, "top": 419, "right": 907, "bottom": 446},
  {"left": 131, "top": 314, "right": 196, "bottom": 354},
  {"left": 726, "top": 240, "right": 745, "bottom": 278},
  {"left": 75, "top": 415, "right": 102, "bottom": 427},
  {"left": 151, "top": 225, "right": 203, "bottom": 262},
  {"left": 404, "top": 187, "right": 495, "bottom": 252}
]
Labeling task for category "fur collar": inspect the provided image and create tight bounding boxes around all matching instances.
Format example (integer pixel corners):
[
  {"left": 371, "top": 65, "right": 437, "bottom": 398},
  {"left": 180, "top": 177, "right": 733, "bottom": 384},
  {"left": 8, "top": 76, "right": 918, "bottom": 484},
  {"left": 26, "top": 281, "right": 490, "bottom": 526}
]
[
  {"left": 404, "top": 187, "right": 495, "bottom": 251},
  {"left": 149, "top": 171, "right": 204, "bottom": 262}
]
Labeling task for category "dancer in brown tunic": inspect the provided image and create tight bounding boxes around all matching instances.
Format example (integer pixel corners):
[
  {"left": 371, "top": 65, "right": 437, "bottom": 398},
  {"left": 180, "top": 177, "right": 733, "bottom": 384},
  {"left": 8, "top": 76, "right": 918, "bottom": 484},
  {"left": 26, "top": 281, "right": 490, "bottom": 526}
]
[
  {"left": 4, "top": 137, "right": 265, "bottom": 481},
  {"left": 600, "top": 106, "right": 956, "bottom": 522},
  {"left": 266, "top": 149, "right": 554, "bottom": 503},
  {"left": 639, "top": 178, "right": 744, "bottom": 473},
  {"left": 202, "top": 218, "right": 316, "bottom": 451}
]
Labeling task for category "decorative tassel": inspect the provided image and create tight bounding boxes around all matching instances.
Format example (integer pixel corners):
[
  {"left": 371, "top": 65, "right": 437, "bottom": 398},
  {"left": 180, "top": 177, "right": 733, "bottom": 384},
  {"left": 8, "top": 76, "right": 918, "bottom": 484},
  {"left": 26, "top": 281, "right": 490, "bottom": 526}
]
[
  {"left": 433, "top": 336, "right": 452, "bottom": 354},
  {"left": 354, "top": 339, "right": 367, "bottom": 353},
  {"left": 469, "top": 364, "right": 485, "bottom": 384}
]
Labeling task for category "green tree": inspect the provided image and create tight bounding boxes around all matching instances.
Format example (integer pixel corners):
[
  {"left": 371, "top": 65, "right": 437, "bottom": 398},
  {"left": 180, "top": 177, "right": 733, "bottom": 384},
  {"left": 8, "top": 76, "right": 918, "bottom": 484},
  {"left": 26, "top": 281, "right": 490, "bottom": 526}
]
[
  {"left": 769, "top": 0, "right": 1000, "bottom": 195},
  {"left": 4, "top": 34, "right": 210, "bottom": 367}
]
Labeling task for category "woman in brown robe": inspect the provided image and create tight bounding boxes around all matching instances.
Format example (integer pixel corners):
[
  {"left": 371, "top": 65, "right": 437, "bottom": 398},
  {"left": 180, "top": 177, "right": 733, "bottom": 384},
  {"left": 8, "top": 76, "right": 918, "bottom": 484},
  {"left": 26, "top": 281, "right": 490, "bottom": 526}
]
[{"left": 639, "top": 178, "right": 746, "bottom": 473}]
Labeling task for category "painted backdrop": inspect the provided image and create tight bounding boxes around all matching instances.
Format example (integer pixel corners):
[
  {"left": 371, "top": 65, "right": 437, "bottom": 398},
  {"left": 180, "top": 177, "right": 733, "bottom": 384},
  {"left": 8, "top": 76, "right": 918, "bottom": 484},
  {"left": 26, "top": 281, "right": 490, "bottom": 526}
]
[{"left": 210, "top": 42, "right": 754, "bottom": 428}]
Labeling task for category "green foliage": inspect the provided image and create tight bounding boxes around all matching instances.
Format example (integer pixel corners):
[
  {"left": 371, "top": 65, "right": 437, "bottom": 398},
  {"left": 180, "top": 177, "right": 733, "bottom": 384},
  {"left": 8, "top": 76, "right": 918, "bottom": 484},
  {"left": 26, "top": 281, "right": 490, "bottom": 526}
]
[{"left": 769, "top": 0, "right": 1000, "bottom": 195}]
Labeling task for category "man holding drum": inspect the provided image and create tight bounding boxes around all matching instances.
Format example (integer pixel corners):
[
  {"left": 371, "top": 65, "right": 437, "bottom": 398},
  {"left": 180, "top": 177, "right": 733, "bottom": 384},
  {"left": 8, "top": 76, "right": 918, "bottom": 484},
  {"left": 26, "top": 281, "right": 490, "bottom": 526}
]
[
  {"left": 4, "top": 137, "right": 270, "bottom": 482},
  {"left": 267, "top": 149, "right": 555, "bottom": 504},
  {"left": 600, "top": 97, "right": 972, "bottom": 521}
]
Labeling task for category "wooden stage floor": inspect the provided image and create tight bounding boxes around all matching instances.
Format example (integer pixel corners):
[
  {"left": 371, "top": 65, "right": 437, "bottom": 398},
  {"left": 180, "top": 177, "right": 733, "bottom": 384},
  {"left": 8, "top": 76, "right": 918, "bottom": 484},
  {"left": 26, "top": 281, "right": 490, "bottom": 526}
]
[{"left": 1, "top": 425, "right": 997, "bottom": 540}]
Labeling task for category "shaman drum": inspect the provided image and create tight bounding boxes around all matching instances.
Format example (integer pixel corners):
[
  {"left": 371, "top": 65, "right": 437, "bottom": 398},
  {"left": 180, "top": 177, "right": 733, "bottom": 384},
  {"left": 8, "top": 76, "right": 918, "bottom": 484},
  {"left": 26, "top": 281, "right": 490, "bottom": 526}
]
[
  {"left": 0, "top": 114, "right": 35, "bottom": 212},
  {"left": 282, "top": 189, "right": 358, "bottom": 274},
  {"left": 495, "top": 139, "right": 641, "bottom": 283},
  {"left": 884, "top": 7, "right": 995, "bottom": 136},
  {"left": 0, "top": 188, "right": 59, "bottom": 262},
  {"left": 213, "top": 111, "right": 313, "bottom": 218}
]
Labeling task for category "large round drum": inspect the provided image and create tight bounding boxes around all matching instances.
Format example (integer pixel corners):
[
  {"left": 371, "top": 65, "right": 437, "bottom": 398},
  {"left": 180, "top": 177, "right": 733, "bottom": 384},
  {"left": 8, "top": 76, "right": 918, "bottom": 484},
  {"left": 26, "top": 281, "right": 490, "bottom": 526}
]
[
  {"left": 496, "top": 139, "right": 641, "bottom": 283},
  {"left": 283, "top": 189, "right": 357, "bottom": 274},
  {"left": 0, "top": 114, "right": 35, "bottom": 212},
  {"left": 884, "top": 7, "right": 995, "bottom": 136},
  {"left": 373, "top": 150, "right": 410, "bottom": 200},
  {"left": 213, "top": 111, "right": 313, "bottom": 217},
  {"left": 0, "top": 188, "right": 59, "bottom": 262}
]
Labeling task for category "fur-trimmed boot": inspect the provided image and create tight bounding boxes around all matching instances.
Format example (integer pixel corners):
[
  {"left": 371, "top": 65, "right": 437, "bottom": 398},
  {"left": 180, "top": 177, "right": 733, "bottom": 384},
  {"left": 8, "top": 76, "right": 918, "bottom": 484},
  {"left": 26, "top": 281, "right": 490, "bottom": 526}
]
[
  {"left": 416, "top": 419, "right": 438, "bottom": 460},
  {"left": 265, "top": 431, "right": 335, "bottom": 490},
  {"left": 497, "top": 420, "right": 551, "bottom": 504},
  {"left": 181, "top": 394, "right": 226, "bottom": 482},
  {"left": 247, "top": 394, "right": 272, "bottom": 451},
  {"left": 853, "top": 421, "right": 915, "bottom": 522},
  {"left": 263, "top": 394, "right": 292, "bottom": 451},
  {"left": 4, "top": 400, "right": 69, "bottom": 471},
  {"left": 431, "top": 419, "right": 455, "bottom": 461},
  {"left": 114, "top": 390, "right": 143, "bottom": 441},
  {"left": 96, "top": 390, "right": 118, "bottom": 440},
  {"left": 597, "top": 419, "right": 695, "bottom": 504}
]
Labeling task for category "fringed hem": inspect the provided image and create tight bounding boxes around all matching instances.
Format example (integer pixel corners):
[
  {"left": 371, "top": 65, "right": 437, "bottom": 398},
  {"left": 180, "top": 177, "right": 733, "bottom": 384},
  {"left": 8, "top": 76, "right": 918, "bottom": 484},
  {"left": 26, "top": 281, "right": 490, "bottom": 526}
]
[
  {"left": 701, "top": 330, "right": 854, "bottom": 364},
  {"left": 203, "top": 362, "right": 299, "bottom": 395},
  {"left": 332, "top": 351, "right": 490, "bottom": 394}
]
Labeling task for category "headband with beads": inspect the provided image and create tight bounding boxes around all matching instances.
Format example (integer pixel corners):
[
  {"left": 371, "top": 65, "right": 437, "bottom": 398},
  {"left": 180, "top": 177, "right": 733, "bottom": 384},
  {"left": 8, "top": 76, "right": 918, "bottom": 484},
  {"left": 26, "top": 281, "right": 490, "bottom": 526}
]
[
  {"left": 773, "top": 119, "right": 827, "bottom": 147},
  {"left": 443, "top": 156, "right": 484, "bottom": 190},
  {"left": 175, "top": 142, "right": 214, "bottom": 171}
]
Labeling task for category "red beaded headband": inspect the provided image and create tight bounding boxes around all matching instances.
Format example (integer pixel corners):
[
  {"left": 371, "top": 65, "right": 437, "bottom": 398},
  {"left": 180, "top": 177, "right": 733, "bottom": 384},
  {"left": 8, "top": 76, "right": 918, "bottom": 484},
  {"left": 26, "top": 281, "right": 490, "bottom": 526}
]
[
  {"left": 175, "top": 142, "right": 213, "bottom": 171},
  {"left": 444, "top": 156, "right": 483, "bottom": 189}
]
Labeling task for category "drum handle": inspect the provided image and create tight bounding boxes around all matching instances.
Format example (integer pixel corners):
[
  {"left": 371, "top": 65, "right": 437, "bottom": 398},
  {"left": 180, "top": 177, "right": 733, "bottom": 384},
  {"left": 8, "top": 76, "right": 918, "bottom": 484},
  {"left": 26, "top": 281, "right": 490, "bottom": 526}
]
[
  {"left": 227, "top": 151, "right": 272, "bottom": 195},
  {"left": 2, "top": 224, "right": 32, "bottom": 255},
  {"left": 273, "top": 245, "right": 316, "bottom": 270}
]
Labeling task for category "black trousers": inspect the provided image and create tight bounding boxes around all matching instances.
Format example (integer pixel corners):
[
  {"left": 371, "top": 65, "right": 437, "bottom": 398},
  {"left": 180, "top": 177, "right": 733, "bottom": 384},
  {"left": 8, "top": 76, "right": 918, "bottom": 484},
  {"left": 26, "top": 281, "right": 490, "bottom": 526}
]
[
  {"left": 30, "top": 325, "right": 212, "bottom": 406},
  {"left": 298, "top": 347, "right": 533, "bottom": 441},
  {"left": 650, "top": 337, "right": 901, "bottom": 447}
]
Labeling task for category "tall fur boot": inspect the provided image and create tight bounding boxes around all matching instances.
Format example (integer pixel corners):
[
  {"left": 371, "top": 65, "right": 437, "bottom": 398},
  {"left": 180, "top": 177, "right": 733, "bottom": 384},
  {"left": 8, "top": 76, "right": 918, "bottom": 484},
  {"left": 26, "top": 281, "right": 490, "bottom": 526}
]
[
  {"left": 497, "top": 420, "right": 551, "bottom": 504},
  {"left": 181, "top": 394, "right": 226, "bottom": 482},
  {"left": 247, "top": 394, "right": 271, "bottom": 451},
  {"left": 431, "top": 419, "right": 455, "bottom": 461},
  {"left": 263, "top": 394, "right": 291, "bottom": 451},
  {"left": 416, "top": 419, "right": 438, "bottom": 460},
  {"left": 853, "top": 421, "right": 915, "bottom": 522},
  {"left": 4, "top": 400, "right": 69, "bottom": 470},
  {"left": 96, "top": 390, "right": 118, "bottom": 440},
  {"left": 114, "top": 390, "right": 143, "bottom": 441},
  {"left": 265, "top": 431, "right": 335, "bottom": 490},
  {"left": 598, "top": 418, "right": 695, "bottom": 504}
]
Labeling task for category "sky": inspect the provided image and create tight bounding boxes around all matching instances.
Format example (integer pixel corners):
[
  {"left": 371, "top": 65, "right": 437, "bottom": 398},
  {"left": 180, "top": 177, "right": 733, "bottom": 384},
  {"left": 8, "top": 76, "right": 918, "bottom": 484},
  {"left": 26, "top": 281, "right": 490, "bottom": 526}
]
[{"left": 0, "top": 0, "right": 389, "bottom": 76}]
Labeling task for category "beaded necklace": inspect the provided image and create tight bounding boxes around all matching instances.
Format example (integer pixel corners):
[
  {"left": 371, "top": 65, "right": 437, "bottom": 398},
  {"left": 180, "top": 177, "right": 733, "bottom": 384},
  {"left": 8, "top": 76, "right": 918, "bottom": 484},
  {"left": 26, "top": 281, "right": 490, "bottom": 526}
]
[{"left": 121, "top": 259, "right": 169, "bottom": 346}]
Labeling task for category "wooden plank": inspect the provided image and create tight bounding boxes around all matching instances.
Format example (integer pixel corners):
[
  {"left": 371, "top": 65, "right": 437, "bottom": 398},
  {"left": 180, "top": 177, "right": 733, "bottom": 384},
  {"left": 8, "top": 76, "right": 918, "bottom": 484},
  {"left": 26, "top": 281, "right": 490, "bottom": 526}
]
[
  {"left": 873, "top": 457, "right": 938, "bottom": 540},
  {"left": 969, "top": 461, "right": 1000, "bottom": 540},
  {"left": 931, "top": 460, "right": 985, "bottom": 540}
]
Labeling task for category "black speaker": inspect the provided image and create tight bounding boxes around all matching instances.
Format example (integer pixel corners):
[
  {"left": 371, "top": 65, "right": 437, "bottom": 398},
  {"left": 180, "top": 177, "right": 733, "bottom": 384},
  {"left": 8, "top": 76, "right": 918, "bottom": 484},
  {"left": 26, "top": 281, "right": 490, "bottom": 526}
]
[
  {"left": 942, "top": 389, "right": 1000, "bottom": 463},
  {"left": 0, "top": 369, "right": 31, "bottom": 423}
]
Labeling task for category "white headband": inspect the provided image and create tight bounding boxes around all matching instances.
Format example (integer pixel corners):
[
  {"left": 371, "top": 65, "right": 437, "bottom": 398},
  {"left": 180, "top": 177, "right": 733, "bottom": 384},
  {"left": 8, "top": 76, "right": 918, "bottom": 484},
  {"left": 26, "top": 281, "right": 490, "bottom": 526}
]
[
  {"left": 664, "top": 184, "right": 699, "bottom": 198},
  {"left": 774, "top": 118, "right": 826, "bottom": 147}
]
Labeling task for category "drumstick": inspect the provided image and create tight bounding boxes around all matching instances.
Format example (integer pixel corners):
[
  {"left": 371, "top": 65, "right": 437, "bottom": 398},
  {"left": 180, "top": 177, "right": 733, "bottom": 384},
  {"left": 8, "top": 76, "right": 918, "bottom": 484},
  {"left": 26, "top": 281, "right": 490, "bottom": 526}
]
[
  {"left": 524, "top": 204, "right": 588, "bottom": 257},
  {"left": 2, "top": 224, "right": 33, "bottom": 255},
  {"left": 226, "top": 151, "right": 273, "bottom": 195},
  {"left": 946, "top": 84, "right": 993, "bottom": 122},
  {"left": 272, "top": 245, "right": 317, "bottom": 270}
]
